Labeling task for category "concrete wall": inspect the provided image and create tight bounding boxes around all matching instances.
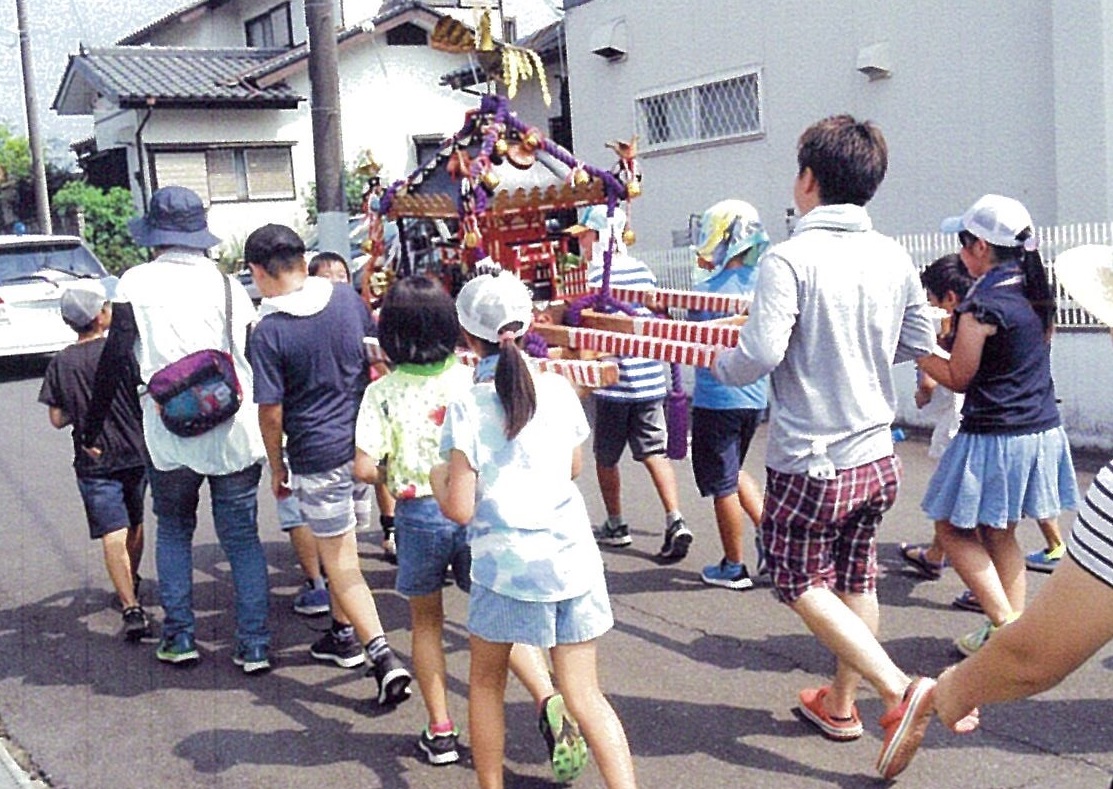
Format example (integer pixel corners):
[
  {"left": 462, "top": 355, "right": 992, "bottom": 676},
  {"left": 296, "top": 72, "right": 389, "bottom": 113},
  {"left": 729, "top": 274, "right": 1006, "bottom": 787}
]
[
  {"left": 893, "top": 330, "right": 1113, "bottom": 451},
  {"left": 565, "top": 0, "right": 1067, "bottom": 250}
]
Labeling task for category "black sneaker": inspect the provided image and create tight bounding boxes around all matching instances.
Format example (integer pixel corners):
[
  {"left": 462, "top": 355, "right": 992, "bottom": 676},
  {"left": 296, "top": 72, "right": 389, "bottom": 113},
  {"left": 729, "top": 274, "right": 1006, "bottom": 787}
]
[
  {"left": 121, "top": 606, "right": 151, "bottom": 642},
  {"left": 593, "top": 521, "right": 632, "bottom": 547},
  {"left": 367, "top": 649, "right": 412, "bottom": 706},
  {"left": 417, "top": 728, "right": 460, "bottom": 765},
  {"left": 310, "top": 630, "right": 366, "bottom": 669},
  {"left": 658, "top": 517, "right": 693, "bottom": 561}
]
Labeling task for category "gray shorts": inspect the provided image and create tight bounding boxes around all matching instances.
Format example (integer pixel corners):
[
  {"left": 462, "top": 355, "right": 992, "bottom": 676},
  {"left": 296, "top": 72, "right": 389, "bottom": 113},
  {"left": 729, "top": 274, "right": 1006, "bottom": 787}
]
[
  {"left": 592, "top": 396, "right": 667, "bottom": 466},
  {"left": 290, "top": 461, "right": 357, "bottom": 538}
]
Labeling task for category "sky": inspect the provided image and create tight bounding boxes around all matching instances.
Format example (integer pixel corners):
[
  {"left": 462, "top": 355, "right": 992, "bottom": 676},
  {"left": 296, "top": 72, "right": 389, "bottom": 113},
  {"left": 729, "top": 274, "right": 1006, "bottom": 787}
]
[{"left": 0, "top": 0, "right": 183, "bottom": 158}]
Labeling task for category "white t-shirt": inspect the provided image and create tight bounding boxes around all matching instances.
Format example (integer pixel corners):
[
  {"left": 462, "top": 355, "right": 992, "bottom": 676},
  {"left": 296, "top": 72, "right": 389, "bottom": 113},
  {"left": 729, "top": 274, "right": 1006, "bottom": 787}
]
[
  {"left": 115, "top": 249, "right": 264, "bottom": 474},
  {"left": 440, "top": 370, "right": 604, "bottom": 602}
]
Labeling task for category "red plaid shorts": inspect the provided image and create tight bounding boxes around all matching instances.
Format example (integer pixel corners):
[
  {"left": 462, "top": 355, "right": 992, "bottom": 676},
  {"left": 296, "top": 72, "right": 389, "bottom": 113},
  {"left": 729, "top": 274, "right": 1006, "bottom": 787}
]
[{"left": 761, "top": 455, "right": 902, "bottom": 604}]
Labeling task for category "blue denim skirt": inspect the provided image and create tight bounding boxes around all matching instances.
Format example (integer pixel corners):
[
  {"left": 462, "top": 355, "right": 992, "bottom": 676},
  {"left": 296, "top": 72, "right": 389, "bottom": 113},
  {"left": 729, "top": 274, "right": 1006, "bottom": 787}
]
[{"left": 921, "top": 426, "right": 1079, "bottom": 529}]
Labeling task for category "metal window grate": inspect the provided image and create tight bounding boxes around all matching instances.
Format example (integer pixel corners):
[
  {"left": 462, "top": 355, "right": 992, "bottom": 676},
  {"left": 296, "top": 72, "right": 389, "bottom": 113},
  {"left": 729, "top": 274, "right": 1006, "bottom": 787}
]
[{"left": 636, "top": 71, "right": 761, "bottom": 151}]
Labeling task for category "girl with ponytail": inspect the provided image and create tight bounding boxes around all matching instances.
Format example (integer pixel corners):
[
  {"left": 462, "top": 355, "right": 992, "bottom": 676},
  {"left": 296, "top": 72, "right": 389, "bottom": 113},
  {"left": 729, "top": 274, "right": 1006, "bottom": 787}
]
[{"left": 433, "top": 272, "right": 636, "bottom": 789}]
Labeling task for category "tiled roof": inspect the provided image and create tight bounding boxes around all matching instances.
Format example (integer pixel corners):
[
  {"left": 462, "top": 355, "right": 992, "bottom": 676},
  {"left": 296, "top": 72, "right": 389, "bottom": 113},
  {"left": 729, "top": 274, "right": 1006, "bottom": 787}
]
[{"left": 54, "top": 47, "right": 303, "bottom": 111}]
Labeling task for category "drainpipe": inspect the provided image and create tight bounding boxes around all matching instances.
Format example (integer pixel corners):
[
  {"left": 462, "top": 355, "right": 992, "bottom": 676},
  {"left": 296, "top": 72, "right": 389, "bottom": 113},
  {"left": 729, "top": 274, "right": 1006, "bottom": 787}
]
[{"left": 135, "top": 106, "right": 153, "bottom": 211}]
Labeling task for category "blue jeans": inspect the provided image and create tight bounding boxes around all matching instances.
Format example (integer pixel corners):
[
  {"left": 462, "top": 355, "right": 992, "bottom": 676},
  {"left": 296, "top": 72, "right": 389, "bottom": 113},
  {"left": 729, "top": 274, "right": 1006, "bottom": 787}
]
[{"left": 149, "top": 462, "right": 269, "bottom": 649}]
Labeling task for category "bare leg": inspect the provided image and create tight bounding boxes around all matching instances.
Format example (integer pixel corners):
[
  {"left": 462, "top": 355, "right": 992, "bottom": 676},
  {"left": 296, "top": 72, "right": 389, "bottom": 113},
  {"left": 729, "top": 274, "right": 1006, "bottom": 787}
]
[
  {"left": 597, "top": 463, "right": 623, "bottom": 520},
  {"left": 712, "top": 494, "right": 745, "bottom": 564},
  {"left": 125, "top": 523, "right": 144, "bottom": 582},
  {"left": 375, "top": 482, "right": 395, "bottom": 518},
  {"left": 315, "top": 530, "right": 383, "bottom": 644},
  {"left": 102, "top": 528, "right": 138, "bottom": 609},
  {"left": 410, "top": 590, "right": 450, "bottom": 727},
  {"left": 791, "top": 588, "right": 909, "bottom": 712},
  {"left": 288, "top": 524, "right": 323, "bottom": 582},
  {"left": 550, "top": 640, "right": 636, "bottom": 788},
  {"left": 823, "top": 590, "right": 881, "bottom": 715},
  {"left": 938, "top": 524, "right": 1013, "bottom": 625},
  {"left": 925, "top": 520, "right": 949, "bottom": 565},
  {"left": 934, "top": 556, "right": 1113, "bottom": 729},
  {"left": 508, "top": 643, "right": 555, "bottom": 706},
  {"left": 469, "top": 636, "right": 513, "bottom": 789},
  {"left": 981, "top": 523, "right": 1025, "bottom": 615},
  {"left": 737, "top": 469, "right": 764, "bottom": 527},
  {"left": 641, "top": 454, "right": 679, "bottom": 515},
  {"left": 1036, "top": 517, "right": 1064, "bottom": 551}
]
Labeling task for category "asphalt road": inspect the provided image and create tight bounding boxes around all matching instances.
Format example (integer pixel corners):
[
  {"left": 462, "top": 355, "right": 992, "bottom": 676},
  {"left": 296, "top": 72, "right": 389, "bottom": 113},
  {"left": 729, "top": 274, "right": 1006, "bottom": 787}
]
[{"left": 0, "top": 355, "right": 1111, "bottom": 789}]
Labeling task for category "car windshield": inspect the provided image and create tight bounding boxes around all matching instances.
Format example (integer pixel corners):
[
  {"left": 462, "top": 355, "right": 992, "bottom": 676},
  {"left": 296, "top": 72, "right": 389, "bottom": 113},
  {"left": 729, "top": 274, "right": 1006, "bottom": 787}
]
[{"left": 0, "top": 241, "right": 107, "bottom": 284}]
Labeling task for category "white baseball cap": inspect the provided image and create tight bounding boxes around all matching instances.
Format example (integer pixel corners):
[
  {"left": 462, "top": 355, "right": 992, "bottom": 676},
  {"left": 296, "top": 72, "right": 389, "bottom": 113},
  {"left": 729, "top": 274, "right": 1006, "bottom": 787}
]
[
  {"left": 940, "top": 194, "right": 1033, "bottom": 247},
  {"left": 456, "top": 272, "right": 533, "bottom": 343}
]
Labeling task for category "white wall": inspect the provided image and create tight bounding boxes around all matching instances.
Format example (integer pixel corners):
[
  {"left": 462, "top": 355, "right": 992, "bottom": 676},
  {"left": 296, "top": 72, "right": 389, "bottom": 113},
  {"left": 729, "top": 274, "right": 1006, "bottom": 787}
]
[
  {"left": 892, "top": 331, "right": 1113, "bottom": 451},
  {"left": 565, "top": 0, "right": 1062, "bottom": 250}
]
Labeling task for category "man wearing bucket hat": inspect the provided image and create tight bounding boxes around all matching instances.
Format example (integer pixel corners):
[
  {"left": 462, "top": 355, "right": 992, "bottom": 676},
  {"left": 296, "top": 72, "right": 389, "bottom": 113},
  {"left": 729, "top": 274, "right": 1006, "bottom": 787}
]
[
  {"left": 565, "top": 205, "right": 692, "bottom": 562},
  {"left": 883, "top": 244, "right": 1113, "bottom": 777},
  {"left": 39, "top": 278, "right": 152, "bottom": 641},
  {"left": 82, "top": 185, "right": 271, "bottom": 673}
]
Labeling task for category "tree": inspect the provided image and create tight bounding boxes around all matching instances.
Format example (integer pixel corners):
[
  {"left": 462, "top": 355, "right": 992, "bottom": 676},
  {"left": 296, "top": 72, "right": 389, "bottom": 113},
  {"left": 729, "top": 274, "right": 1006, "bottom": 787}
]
[
  {"left": 52, "top": 182, "right": 146, "bottom": 274},
  {"left": 0, "top": 126, "right": 32, "bottom": 185},
  {"left": 301, "top": 165, "right": 366, "bottom": 225}
]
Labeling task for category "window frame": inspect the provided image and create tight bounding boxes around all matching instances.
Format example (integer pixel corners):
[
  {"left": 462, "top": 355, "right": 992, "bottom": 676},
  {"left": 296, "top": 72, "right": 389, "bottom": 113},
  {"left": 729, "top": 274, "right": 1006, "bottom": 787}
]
[
  {"left": 148, "top": 143, "right": 296, "bottom": 204},
  {"left": 634, "top": 67, "right": 764, "bottom": 155},
  {"left": 245, "top": 2, "right": 293, "bottom": 48}
]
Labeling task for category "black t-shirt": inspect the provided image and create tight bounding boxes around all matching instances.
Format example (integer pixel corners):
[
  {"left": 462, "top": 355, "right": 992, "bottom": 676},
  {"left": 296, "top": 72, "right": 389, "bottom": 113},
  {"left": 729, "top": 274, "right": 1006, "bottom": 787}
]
[{"left": 39, "top": 337, "right": 148, "bottom": 476}]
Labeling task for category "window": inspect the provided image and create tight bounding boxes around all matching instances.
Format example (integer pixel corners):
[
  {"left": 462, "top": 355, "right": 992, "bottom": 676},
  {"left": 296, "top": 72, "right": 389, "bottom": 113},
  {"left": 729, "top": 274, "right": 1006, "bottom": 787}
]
[
  {"left": 635, "top": 70, "right": 762, "bottom": 151},
  {"left": 245, "top": 3, "right": 293, "bottom": 48},
  {"left": 150, "top": 145, "right": 295, "bottom": 203}
]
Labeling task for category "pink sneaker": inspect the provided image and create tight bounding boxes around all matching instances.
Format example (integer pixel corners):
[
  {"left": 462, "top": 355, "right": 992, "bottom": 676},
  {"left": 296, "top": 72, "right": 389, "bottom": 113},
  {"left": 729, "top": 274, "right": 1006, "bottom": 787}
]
[{"left": 877, "top": 677, "right": 937, "bottom": 779}]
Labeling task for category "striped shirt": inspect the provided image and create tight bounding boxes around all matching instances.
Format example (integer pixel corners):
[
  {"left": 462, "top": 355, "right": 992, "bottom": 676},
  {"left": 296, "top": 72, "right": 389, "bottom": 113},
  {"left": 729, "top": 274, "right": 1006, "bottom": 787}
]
[
  {"left": 587, "top": 254, "right": 668, "bottom": 401},
  {"left": 1069, "top": 460, "right": 1113, "bottom": 589}
]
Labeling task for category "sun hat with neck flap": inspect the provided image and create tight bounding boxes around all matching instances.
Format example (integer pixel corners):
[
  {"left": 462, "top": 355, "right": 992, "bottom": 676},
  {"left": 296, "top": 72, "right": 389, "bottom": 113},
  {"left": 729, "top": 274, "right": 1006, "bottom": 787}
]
[{"left": 128, "top": 186, "right": 222, "bottom": 250}]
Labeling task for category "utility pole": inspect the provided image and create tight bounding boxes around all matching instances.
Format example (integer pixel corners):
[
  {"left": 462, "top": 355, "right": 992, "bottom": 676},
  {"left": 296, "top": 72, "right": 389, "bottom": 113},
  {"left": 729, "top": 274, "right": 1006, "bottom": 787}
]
[
  {"left": 15, "top": 0, "right": 51, "bottom": 234},
  {"left": 304, "top": 0, "right": 346, "bottom": 256}
]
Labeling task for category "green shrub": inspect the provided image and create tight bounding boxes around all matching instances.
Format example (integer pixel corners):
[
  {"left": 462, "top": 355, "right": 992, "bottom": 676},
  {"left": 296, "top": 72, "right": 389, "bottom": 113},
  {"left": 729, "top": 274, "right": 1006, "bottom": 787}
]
[{"left": 52, "top": 182, "right": 146, "bottom": 274}]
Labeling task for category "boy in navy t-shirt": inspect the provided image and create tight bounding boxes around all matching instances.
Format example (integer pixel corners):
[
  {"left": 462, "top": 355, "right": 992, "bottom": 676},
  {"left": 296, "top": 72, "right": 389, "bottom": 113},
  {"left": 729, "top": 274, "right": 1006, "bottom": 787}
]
[
  {"left": 39, "top": 282, "right": 151, "bottom": 640},
  {"left": 246, "top": 223, "right": 412, "bottom": 707}
]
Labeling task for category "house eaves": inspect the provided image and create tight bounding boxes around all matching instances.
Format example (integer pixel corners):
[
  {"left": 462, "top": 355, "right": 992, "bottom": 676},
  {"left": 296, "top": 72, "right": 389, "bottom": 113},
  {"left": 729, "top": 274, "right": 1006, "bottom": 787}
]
[
  {"left": 116, "top": 0, "right": 237, "bottom": 46},
  {"left": 239, "top": 1, "right": 452, "bottom": 88},
  {"left": 52, "top": 46, "right": 303, "bottom": 116}
]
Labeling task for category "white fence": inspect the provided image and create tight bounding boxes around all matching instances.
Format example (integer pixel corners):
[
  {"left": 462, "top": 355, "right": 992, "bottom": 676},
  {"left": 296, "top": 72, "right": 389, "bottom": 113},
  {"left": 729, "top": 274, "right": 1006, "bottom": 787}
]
[{"left": 639, "top": 222, "right": 1113, "bottom": 329}]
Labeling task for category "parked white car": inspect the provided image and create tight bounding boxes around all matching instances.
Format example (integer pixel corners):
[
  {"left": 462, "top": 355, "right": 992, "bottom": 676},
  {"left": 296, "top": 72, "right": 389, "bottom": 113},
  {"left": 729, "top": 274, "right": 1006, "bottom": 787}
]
[{"left": 0, "top": 235, "right": 113, "bottom": 358}]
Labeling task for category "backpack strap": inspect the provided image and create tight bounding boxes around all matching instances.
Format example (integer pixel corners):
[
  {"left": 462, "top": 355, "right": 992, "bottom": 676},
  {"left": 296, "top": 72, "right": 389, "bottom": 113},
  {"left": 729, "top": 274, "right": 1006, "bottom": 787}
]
[{"left": 222, "top": 271, "right": 234, "bottom": 354}]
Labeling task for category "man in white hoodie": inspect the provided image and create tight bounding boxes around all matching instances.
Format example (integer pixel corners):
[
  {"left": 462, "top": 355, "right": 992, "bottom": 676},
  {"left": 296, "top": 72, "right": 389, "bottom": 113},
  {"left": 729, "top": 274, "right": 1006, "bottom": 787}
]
[
  {"left": 712, "top": 116, "right": 940, "bottom": 778},
  {"left": 246, "top": 223, "right": 412, "bottom": 707}
]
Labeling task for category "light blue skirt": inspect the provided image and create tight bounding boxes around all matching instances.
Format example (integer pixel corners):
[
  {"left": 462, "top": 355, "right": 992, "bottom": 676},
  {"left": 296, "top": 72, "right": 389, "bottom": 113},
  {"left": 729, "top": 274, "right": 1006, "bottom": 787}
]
[{"left": 921, "top": 426, "right": 1079, "bottom": 529}]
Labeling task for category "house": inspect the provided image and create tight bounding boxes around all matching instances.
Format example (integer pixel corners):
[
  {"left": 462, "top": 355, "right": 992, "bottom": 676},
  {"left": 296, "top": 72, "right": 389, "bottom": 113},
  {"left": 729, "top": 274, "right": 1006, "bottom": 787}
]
[
  {"left": 52, "top": 0, "right": 564, "bottom": 251},
  {"left": 561, "top": 0, "right": 1113, "bottom": 449},
  {"left": 563, "top": 0, "right": 1113, "bottom": 249}
]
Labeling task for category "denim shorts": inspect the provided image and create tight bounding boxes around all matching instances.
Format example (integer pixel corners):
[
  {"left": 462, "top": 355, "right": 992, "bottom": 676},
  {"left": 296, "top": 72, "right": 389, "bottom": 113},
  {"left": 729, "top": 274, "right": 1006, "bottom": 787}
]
[
  {"left": 76, "top": 467, "right": 148, "bottom": 540},
  {"left": 290, "top": 461, "right": 356, "bottom": 538},
  {"left": 395, "top": 496, "right": 471, "bottom": 597},
  {"left": 276, "top": 491, "right": 305, "bottom": 531},
  {"left": 592, "top": 397, "right": 667, "bottom": 466},
  {"left": 691, "top": 407, "right": 762, "bottom": 498},
  {"left": 467, "top": 576, "right": 613, "bottom": 648}
]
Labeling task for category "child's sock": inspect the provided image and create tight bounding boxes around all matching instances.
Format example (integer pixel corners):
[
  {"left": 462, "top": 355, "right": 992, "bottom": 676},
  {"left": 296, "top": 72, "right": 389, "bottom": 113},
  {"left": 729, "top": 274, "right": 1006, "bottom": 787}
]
[
  {"left": 666, "top": 510, "right": 683, "bottom": 528},
  {"left": 380, "top": 514, "right": 395, "bottom": 534},
  {"left": 606, "top": 514, "right": 626, "bottom": 528},
  {"left": 332, "top": 620, "right": 355, "bottom": 640},
  {"left": 429, "top": 720, "right": 455, "bottom": 736},
  {"left": 365, "top": 634, "right": 390, "bottom": 662},
  {"left": 312, "top": 576, "right": 327, "bottom": 591}
]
